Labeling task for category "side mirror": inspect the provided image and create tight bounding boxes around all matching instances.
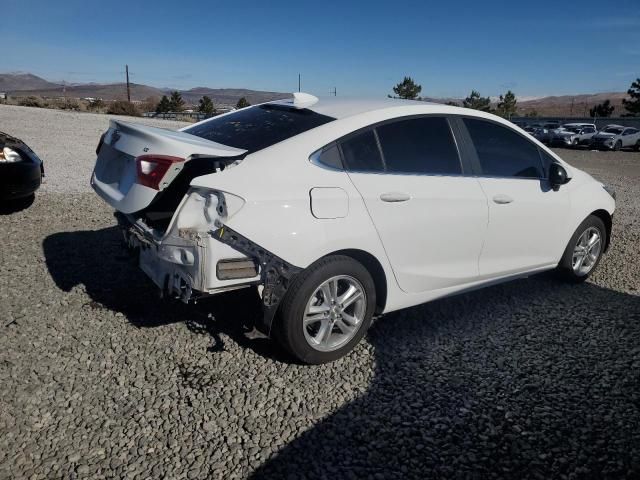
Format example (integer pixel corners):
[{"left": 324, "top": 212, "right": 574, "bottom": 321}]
[{"left": 549, "top": 163, "right": 570, "bottom": 189}]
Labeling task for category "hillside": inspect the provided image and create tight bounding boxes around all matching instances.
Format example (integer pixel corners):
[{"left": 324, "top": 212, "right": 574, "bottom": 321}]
[
  {"left": 517, "top": 92, "right": 628, "bottom": 117},
  {"left": 0, "top": 73, "right": 60, "bottom": 91},
  {"left": 10, "top": 83, "right": 166, "bottom": 102}
]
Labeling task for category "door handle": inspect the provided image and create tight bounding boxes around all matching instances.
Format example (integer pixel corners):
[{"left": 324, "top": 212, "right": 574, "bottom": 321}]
[
  {"left": 492, "top": 194, "right": 514, "bottom": 204},
  {"left": 380, "top": 192, "right": 411, "bottom": 202}
]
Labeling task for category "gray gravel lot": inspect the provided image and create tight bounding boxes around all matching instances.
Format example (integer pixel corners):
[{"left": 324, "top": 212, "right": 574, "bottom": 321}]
[
  {"left": 0, "top": 105, "right": 189, "bottom": 193},
  {"left": 0, "top": 107, "right": 639, "bottom": 479}
]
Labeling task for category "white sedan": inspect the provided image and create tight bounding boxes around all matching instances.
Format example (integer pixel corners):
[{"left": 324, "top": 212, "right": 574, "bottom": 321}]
[{"left": 91, "top": 93, "right": 615, "bottom": 364}]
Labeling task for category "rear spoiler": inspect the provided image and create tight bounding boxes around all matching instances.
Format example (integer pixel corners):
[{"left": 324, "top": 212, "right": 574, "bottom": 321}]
[{"left": 108, "top": 120, "right": 247, "bottom": 159}]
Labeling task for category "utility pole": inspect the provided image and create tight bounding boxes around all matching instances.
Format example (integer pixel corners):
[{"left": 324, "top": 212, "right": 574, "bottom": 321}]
[
  {"left": 569, "top": 97, "right": 574, "bottom": 117},
  {"left": 126, "top": 64, "right": 131, "bottom": 103},
  {"left": 330, "top": 87, "right": 336, "bottom": 96},
  {"left": 298, "top": 74, "right": 301, "bottom": 92}
]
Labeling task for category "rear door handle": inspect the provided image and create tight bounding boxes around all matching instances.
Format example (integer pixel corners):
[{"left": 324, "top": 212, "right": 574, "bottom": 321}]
[
  {"left": 492, "top": 194, "right": 514, "bottom": 204},
  {"left": 380, "top": 192, "right": 411, "bottom": 202}
]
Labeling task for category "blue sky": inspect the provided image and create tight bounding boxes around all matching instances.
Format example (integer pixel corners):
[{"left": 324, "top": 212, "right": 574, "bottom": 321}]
[{"left": 3, "top": 0, "right": 639, "bottom": 98}]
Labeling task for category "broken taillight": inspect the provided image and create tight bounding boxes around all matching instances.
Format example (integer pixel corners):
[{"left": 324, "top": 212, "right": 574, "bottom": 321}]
[{"left": 135, "top": 155, "right": 184, "bottom": 190}]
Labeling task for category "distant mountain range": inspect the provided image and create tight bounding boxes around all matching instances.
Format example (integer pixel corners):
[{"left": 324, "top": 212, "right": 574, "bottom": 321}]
[
  {"left": 0, "top": 72, "right": 631, "bottom": 116},
  {"left": 0, "top": 72, "right": 288, "bottom": 106}
]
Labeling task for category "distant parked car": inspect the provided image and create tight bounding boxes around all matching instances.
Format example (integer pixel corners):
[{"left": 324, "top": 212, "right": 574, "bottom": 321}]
[
  {"left": 532, "top": 123, "right": 561, "bottom": 144},
  {"left": 551, "top": 123, "right": 597, "bottom": 147},
  {"left": 0, "top": 131, "right": 44, "bottom": 202},
  {"left": 590, "top": 125, "right": 640, "bottom": 151}
]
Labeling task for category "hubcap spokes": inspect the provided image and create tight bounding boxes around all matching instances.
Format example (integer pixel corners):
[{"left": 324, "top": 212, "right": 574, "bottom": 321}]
[
  {"left": 303, "top": 275, "right": 366, "bottom": 352},
  {"left": 572, "top": 227, "right": 602, "bottom": 276}
]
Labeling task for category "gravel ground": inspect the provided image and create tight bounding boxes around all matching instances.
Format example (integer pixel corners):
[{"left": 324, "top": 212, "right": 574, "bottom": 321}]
[
  {"left": 0, "top": 108, "right": 639, "bottom": 479},
  {"left": 0, "top": 105, "right": 190, "bottom": 193}
]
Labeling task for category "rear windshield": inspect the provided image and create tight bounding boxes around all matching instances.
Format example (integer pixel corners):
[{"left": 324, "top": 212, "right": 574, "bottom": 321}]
[
  {"left": 183, "top": 104, "right": 335, "bottom": 153},
  {"left": 602, "top": 127, "right": 623, "bottom": 134}
]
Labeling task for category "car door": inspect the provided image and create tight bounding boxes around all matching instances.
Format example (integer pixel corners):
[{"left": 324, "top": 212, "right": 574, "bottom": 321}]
[
  {"left": 622, "top": 128, "right": 639, "bottom": 147},
  {"left": 460, "top": 117, "right": 571, "bottom": 277},
  {"left": 340, "top": 116, "right": 488, "bottom": 294}
]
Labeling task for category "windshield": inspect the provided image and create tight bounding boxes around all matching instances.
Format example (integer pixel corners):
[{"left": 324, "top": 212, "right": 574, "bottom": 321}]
[
  {"left": 563, "top": 127, "right": 580, "bottom": 133},
  {"left": 602, "top": 127, "right": 624, "bottom": 134},
  {"left": 183, "top": 104, "right": 336, "bottom": 153}
]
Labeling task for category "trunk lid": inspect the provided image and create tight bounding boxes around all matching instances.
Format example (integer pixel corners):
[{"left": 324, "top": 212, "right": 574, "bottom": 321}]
[{"left": 91, "top": 120, "right": 246, "bottom": 214}]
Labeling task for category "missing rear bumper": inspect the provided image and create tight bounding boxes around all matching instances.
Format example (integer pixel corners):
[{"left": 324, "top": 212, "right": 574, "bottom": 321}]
[{"left": 211, "top": 224, "right": 301, "bottom": 335}]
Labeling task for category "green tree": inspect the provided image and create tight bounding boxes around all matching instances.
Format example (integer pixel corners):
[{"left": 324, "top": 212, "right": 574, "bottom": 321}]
[
  {"left": 497, "top": 90, "right": 517, "bottom": 118},
  {"left": 622, "top": 78, "right": 640, "bottom": 117},
  {"left": 463, "top": 90, "right": 492, "bottom": 112},
  {"left": 236, "top": 97, "right": 250, "bottom": 109},
  {"left": 169, "top": 91, "right": 184, "bottom": 112},
  {"left": 524, "top": 109, "right": 539, "bottom": 118},
  {"left": 445, "top": 101, "right": 459, "bottom": 106},
  {"left": 392, "top": 76, "right": 422, "bottom": 100},
  {"left": 589, "top": 99, "right": 615, "bottom": 118},
  {"left": 198, "top": 95, "right": 216, "bottom": 116},
  {"left": 156, "top": 95, "right": 171, "bottom": 114}
]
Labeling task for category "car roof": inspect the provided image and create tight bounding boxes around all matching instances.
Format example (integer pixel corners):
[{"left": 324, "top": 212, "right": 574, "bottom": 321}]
[
  {"left": 267, "top": 95, "right": 445, "bottom": 120},
  {"left": 603, "top": 124, "right": 624, "bottom": 128}
]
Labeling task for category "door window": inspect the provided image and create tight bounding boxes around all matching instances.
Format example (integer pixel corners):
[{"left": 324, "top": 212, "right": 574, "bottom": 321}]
[
  {"left": 376, "top": 117, "right": 461, "bottom": 175},
  {"left": 464, "top": 118, "right": 545, "bottom": 178}
]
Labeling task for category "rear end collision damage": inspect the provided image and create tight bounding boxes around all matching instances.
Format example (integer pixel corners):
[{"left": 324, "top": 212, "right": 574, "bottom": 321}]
[{"left": 115, "top": 186, "right": 301, "bottom": 336}]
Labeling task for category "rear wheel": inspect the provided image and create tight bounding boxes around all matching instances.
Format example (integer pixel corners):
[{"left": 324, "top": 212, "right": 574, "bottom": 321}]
[
  {"left": 556, "top": 215, "right": 606, "bottom": 283},
  {"left": 274, "top": 255, "right": 376, "bottom": 364},
  {"left": 635, "top": 140, "right": 640, "bottom": 152}
]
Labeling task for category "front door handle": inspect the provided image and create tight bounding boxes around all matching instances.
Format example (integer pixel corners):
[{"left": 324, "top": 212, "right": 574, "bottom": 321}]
[
  {"left": 380, "top": 192, "right": 411, "bottom": 202},
  {"left": 493, "top": 194, "right": 514, "bottom": 204}
]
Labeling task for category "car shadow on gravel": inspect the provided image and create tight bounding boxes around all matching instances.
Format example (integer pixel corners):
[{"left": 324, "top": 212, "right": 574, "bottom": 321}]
[
  {"left": 0, "top": 194, "right": 35, "bottom": 215},
  {"left": 42, "top": 226, "right": 290, "bottom": 362},
  {"left": 250, "top": 278, "right": 640, "bottom": 479}
]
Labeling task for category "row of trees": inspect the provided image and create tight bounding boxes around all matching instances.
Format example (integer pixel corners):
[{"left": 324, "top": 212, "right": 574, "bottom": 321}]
[
  {"left": 155, "top": 91, "right": 251, "bottom": 115},
  {"left": 390, "top": 76, "right": 640, "bottom": 118}
]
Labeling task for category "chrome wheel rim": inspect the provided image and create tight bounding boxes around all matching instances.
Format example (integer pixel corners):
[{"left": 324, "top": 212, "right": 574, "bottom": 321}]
[
  {"left": 572, "top": 227, "right": 602, "bottom": 276},
  {"left": 302, "top": 275, "right": 366, "bottom": 352}
]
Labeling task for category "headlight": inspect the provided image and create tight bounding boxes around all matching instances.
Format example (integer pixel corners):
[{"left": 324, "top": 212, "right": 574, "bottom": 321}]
[
  {"left": 0, "top": 146, "right": 23, "bottom": 163},
  {"left": 603, "top": 184, "right": 616, "bottom": 200}
]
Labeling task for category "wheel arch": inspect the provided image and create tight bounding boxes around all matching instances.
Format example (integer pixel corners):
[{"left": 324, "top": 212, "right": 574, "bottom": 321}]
[
  {"left": 590, "top": 209, "right": 612, "bottom": 252},
  {"left": 325, "top": 248, "right": 388, "bottom": 314}
]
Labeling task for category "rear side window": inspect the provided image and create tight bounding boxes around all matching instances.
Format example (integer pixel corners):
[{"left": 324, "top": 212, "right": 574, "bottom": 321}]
[
  {"left": 183, "top": 105, "right": 335, "bottom": 153},
  {"left": 376, "top": 117, "right": 461, "bottom": 175},
  {"left": 310, "top": 143, "right": 343, "bottom": 170},
  {"left": 464, "top": 118, "right": 544, "bottom": 178},
  {"left": 339, "top": 130, "right": 384, "bottom": 172}
]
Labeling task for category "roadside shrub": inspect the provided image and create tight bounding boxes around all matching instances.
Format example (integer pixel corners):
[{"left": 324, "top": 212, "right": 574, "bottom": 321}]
[
  {"left": 86, "top": 99, "right": 106, "bottom": 111},
  {"left": 17, "top": 96, "right": 44, "bottom": 108},
  {"left": 107, "top": 100, "right": 141, "bottom": 117},
  {"left": 56, "top": 98, "right": 80, "bottom": 111}
]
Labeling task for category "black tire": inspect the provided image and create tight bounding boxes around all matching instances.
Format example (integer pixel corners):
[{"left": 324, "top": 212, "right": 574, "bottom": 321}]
[
  {"left": 274, "top": 255, "right": 376, "bottom": 364},
  {"left": 556, "top": 215, "right": 607, "bottom": 283},
  {"left": 613, "top": 140, "right": 622, "bottom": 151},
  {"left": 635, "top": 140, "right": 640, "bottom": 152}
]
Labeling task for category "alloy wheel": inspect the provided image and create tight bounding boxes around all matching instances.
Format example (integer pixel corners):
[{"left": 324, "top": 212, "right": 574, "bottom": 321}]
[
  {"left": 572, "top": 227, "right": 602, "bottom": 276},
  {"left": 302, "top": 275, "right": 367, "bottom": 352}
]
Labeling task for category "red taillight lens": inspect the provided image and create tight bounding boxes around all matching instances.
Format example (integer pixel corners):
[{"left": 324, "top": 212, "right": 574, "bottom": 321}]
[{"left": 135, "top": 155, "right": 184, "bottom": 190}]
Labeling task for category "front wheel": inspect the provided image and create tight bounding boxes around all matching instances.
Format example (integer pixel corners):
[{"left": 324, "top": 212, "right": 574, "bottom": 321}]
[
  {"left": 556, "top": 215, "right": 607, "bottom": 283},
  {"left": 613, "top": 140, "right": 622, "bottom": 151},
  {"left": 274, "top": 255, "right": 376, "bottom": 364}
]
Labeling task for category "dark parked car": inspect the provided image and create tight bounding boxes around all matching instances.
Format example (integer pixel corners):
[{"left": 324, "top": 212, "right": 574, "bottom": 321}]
[{"left": 0, "top": 132, "right": 44, "bottom": 201}]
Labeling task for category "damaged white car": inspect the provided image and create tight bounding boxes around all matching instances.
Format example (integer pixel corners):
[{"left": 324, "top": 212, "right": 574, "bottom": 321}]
[{"left": 91, "top": 93, "right": 615, "bottom": 363}]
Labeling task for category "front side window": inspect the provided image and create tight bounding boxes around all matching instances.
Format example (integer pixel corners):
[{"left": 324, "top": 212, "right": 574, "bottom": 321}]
[
  {"left": 339, "top": 130, "right": 384, "bottom": 172},
  {"left": 464, "top": 118, "right": 544, "bottom": 178},
  {"left": 184, "top": 104, "right": 335, "bottom": 153},
  {"left": 376, "top": 117, "right": 461, "bottom": 175}
]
